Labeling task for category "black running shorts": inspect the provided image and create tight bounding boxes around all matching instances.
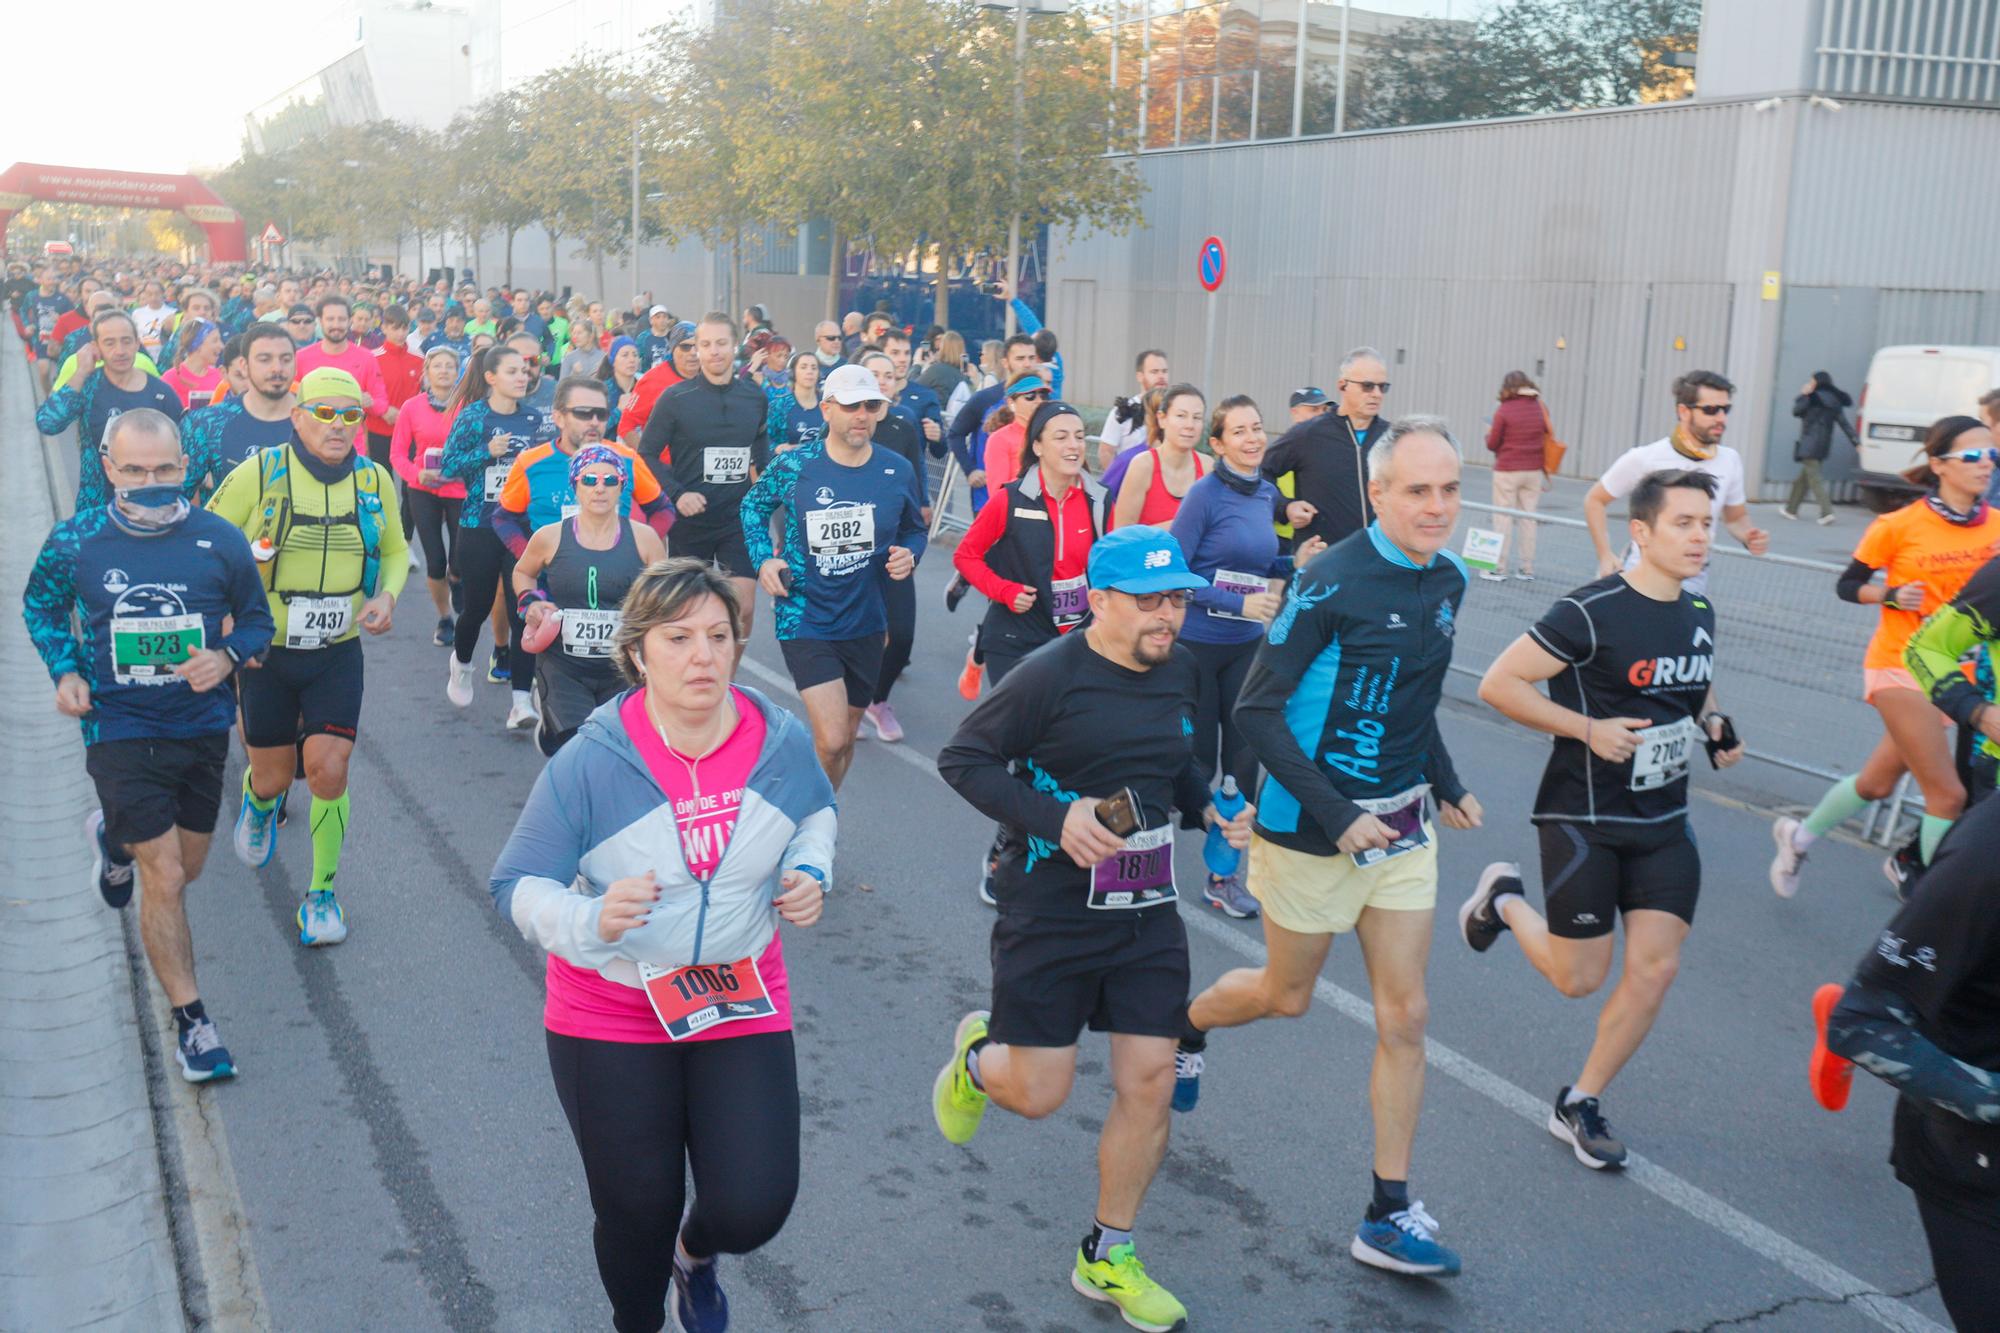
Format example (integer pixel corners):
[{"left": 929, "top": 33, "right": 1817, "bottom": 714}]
[
  {"left": 85, "top": 732, "right": 230, "bottom": 848},
  {"left": 238, "top": 638, "right": 366, "bottom": 748},
  {"left": 669, "top": 522, "right": 755, "bottom": 580},
  {"left": 988, "top": 907, "right": 1189, "bottom": 1047},
  {"left": 779, "top": 635, "right": 885, "bottom": 710},
  {"left": 1536, "top": 818, "right": 1700, "bottom": 940}
]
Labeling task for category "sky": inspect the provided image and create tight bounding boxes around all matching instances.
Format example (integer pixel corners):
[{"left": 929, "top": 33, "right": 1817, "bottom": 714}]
[{"left": 2, "top": 6, "right": 298, "bottom": 176}]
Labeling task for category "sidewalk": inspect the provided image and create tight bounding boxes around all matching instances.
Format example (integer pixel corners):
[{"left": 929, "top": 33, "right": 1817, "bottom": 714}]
[{"left": 0, "top": 323, "right": 187, "bottom": 1330}]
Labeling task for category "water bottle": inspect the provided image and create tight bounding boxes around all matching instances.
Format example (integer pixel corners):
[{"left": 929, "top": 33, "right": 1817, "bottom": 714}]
[{"left": 1203, "top": 776, "right": 1246, "bottom": 878}]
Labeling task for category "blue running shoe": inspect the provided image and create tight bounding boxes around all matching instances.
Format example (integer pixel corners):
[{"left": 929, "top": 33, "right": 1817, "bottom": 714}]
[
  {"left": 1351, "top": 1201, "right": 1460, "bottom": 1277},
  {"left": 86, "top": 810, "right": 135, "bottom": 909},
  {"left": 1171, "top": 1045, "right": 1203, "bottom": 1113},
  {"left": 1202, "top": 872, "right": 1259, "bottom": 919},
  {"left": 232, "top": 783, "right": 278, "bottom": 868},
  {"left": 298, "top": 890, "right": 348, "bottom": 946},
  {"left": 175, "top": 1017, "right": 237, "bottom": 1084},
  {"left": 671, "top": 1250, "right": 728, "bottom": 1333},
  {"left": 486, "top": 648, "right": 510, "bottom": 683}
]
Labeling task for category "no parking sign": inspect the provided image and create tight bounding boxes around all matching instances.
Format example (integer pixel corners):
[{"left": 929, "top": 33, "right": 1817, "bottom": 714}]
[{"left": 1197, "top": 236, "right": 1226, "bottom": 292}]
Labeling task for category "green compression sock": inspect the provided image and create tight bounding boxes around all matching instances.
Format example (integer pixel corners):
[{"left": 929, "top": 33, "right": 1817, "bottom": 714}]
[
  {"left": 1920, "top": 814, "right": 1953, "bottom": 864},
  {"left": 1802, "top": 776, "right": 1867, "bottom": 838},
  {"left": 242, "top": 770, "right": 280, "bottom": 813},
  {"left": 309, "top": 792, "right": 351, "bottom": 891}
]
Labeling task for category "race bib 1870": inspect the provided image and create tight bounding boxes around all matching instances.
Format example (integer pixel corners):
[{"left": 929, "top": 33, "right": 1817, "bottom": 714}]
[{"left": 1088, "top": 824, "right": 1177, "bottom": 910}]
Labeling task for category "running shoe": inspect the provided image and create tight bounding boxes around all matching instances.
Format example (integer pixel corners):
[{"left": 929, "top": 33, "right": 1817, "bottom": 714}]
[
  {"left": 232, "top": 782, "right": 278, "bottom": 868},
  {"left": 433, "top": 614, "right": 455, "bottom": 647},
  {"left": 1351, "top": 1201, "right": 1460, "bottom": 1277},
  {"left": 977, "top": 847, "right": 998, "bottom": 907},
  {"left": 86, "top": 809, "right": 134, "bottom": 909},
  {"left": 1477, "top": 569, "right": 1506, "bottom": 582},
  {"left": 1809, "top": 982, "right": 1854, "bottom": 1112},
  {"left": 1513, "top": 571, "right": 1535, "bottom": 581},
  {"left": 446, "top": 656, "right": 476, "bottom": 708},
  {"left": 1884, "top": 837, "right": 1923, "bottom": 900},
  {"left": 956, "top": 648, "right": 983, "bottom": 701},
  {"left": 864, "top": 702, "right": 904, "bottom": 743},
  {"left": 408, "top": 545, "right": 423, "bottom": 572},
  {"left": 506, "top": 695, "right": 540, "bottom": 732},
  {"left": 274, "top": 790, "right": 289, "bottom": 831},
  {"left": 449, "top": 579, "right": 465, "bottom": 616},
  {"left": 1548, "top": 1088, "right": 1627, "bottom": 1169},
  {"left": 1769, "top": 817, "right": 1806, "bottom": 899},
  {"left": 1459, "top": 861, "right": 1520, "bottom": 953},
  {"left": 1171, "top": 1046, "right": 1203, "bottom": 1114},
  {"left": 486, "top": 648, "right": 510, "bottom": 684},
  {"left": 1817, "top": 513, "right": 1837, "bottom": 526},
  {"left": 1202, "top": 873, "right": 1258, "bottom": 919},
  {"left": 175, "top": 1017, "right": 237, "bottom": 1083},
  {"left": 297, "top": 890, "right": 348, "bottom": 946},
  {"left": 670, "top": 1249, "right": 728, "bottom": 1333},
  {"left": 943, "top": 571, "right": 971, "bottom": 613},
  {"left": 932, "top": 1009, "right": 990, "bottom": 1146},
  {"left": 1071, "top": 1242, "right": 1188, "bottom": 1332},
  {"left": 1779, "top": 508, "right": 1800, "bottom": 521}
]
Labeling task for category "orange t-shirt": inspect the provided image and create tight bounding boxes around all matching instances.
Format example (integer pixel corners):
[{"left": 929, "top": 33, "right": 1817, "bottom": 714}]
[{"left": 1854, "top": 500, "right": 2000, "bottom": 669}]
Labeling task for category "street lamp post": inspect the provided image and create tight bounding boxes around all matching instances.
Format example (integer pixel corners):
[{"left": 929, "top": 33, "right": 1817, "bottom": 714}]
[
  {"left": 631, "top": 112, "right": 641, "bottom": 300},
  {"left": 982, "top": 1, "right": 1063, "bottom": 337}
]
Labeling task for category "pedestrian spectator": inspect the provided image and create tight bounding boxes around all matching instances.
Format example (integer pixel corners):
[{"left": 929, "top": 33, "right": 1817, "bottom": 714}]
[
  {"left": 1483, "top": 370, "right": 1550, "bottom": 581},
  {"left": 1784, "top": 371, "right": 1858, "bottom": 524},
  {"left": 977, "top": 339, "right": 1004, "bottom": 389},
  {"left": 918, "top": 330, "right": 974, "bottom": 423}
]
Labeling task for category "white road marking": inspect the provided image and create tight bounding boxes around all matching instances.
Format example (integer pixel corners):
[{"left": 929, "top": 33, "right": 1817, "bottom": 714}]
[{"left": 737, "top": 653, "right": 1944, "bottom": 1333}]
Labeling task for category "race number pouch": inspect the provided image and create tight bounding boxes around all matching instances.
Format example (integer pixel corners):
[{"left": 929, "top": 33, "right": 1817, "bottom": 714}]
[
  {"left": 1629, "top": 716, "right": 1701, "bottom": 792},
  {"left": 638, "top": 957, "right": 776, "bottom": 1040},
  {"left": 1088, "top": 823, "right": 1177, "bottom": 910},
  {"left": 1350, "top": 783, "right": 1431, "bottom": 869},
  {"left": 111, "top": 613, "right": 203, "bottom": 685}
]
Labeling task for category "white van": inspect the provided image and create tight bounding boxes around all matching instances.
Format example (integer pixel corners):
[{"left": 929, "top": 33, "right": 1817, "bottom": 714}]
[{"left": 1854, "top": 345, "right": 2000, "bottom": 510}]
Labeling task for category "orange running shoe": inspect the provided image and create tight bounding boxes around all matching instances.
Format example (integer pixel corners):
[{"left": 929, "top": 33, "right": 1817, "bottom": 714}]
[
  {"left": 1810, "top": 982, "right": 1854, "bottom": 1112},
  {"left": 957, "top": 648, "right": 984, "bottom": 701}
]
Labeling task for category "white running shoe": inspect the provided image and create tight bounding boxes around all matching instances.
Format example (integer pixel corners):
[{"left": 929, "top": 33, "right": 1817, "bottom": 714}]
[
  {"left": 446, "top": 656, "right": 476, "bottom": 708},
  {"left": 1769, "top": 817, "right": 1806, "bottom": 899},
  {"left": 297, "top": 890, "right": 348, "bottom": 947},
  {"left": 506, "top": 695, "right": 540, "bottom": 731}
]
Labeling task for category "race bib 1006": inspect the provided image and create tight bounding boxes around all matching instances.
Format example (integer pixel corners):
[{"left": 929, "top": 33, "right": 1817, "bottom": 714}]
[{"left": 638, "top": 956, "right": 775, "bottom": 1040}]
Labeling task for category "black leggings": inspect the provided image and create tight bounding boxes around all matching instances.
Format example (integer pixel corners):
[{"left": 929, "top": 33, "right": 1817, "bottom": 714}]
[
  {"left": 405, "top": 488, "right": 462, "bottom": 583},
  {"left": 1185, "top": 636, "right": 1259, "bottom": 790},
  {"left": 451, "top": 526, "right": 528, "bottom": 679},
  {"left": 873, "top": 572, "right": 917, "bottom": 704},
  {"left": 1917, "top": 1192, "right": 2000, "bottom": 1332},
  {"left": 547, "top": 1029, "right": 801, "bottom": 1333}
]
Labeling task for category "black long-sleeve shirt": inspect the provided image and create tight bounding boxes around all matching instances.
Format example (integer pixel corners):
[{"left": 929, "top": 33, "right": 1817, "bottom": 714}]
[{"left": 938, "top": 630, "right": 1210, "bottom": 919}]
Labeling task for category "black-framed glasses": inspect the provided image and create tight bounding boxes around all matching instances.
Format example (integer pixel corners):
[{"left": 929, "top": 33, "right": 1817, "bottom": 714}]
[
  {"left": 287, "top": 316, "right": 314, "bottom": 325},
  {"left": 576, "top": 473, "right": 624, "bottom": 488},
  {"left": 305, "top": 404, "right": 365, "bottom": 425},
  {"left": 1342, "top": 379, "right": 1391, "bottom": 393},
  {"left": 564, "top": 406, "right": 610, "bottom": 422},
  {"left": 1125, "top": 589, "right": 1191, "bottom": 611},
  {"left": 1691, "top": 402, "right": 1733, "bottom": 416}
]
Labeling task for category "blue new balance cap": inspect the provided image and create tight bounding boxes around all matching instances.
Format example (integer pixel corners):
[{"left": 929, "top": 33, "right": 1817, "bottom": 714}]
[{"left": 1086, "top": 526, "right": 1209, "bottom": 596}]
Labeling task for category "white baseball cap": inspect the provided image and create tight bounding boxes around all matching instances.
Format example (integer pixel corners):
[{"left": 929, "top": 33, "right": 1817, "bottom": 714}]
[{"left": 822, "top": 363, "right": 888, "bottom": 407}]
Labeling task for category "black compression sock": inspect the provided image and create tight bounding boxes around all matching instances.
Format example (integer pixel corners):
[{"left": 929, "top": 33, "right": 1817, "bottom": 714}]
[
  {"left": 1085, "top": 1219, "right": 1133, "bottom": 1263},
  {"left": 171, "top": 1000, "right": 207, "bottom": 1033},
  {"left": 1367, "top": 1174, "right": 1409, "bottom": 1223},
  {"left": 1177, "top": 1004, "right": 1206, "bottom": 1052}
]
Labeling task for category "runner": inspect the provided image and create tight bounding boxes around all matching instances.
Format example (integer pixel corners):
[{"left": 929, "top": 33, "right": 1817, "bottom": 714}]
[
  {"left": 741, "top": 363, "right": 925, "bottom": 787},
  {"left": 161, "top": 319, "right": 224, "bottom": 410},
  {"left": 364, "top": 305, "right": 423, "bottom": 472},
  {"left": 858, "top": 350, "right": 936, "bottom": 743},
  {"left": 36, "top": 308, "right": 184, "bottom": 513},
  {"left": 181, "top": 322, "right": 299, "bottom": 497},
  {"left": 1460, "top": 469, "right": 1745, "bottom": 1169},
  {"left": 600, "top": 335, "right": 641, "bottom": 439},
  {"left": 440, "top": 344, "right": 541, "bottom": 726},
  {"left": 770, "top": 352, "right": 824, "bottom": 451},
  {"left": 1904, "top": 548, "right": 2000, "bottom": 811},
  {"left": 950, "top": 398, "right": 1104, "bottom": 904},
  {"left": 1814, "top": 793, "right": 2000, "bottom": 1333},
  {"left": 1170, "top": 394, "right": 1327, "bottom": 918},
  {"left": 206, "top": 368, "right": 406, "bottom": 946},
  {"left": 513, "top": 442, "right": 668, "bottom": 755},
  {"left": 23, "top": 409, "right": 274, "bottom": 1081},
  {"left": 1584, "top": 371, "right": 1769, "bottom": 596},
  {"left": 1176, "top": 417, "right": 1480, "bottom": 1279},
  {"left": 979, "top": 373, "right": 1052, "bottom": 496},
  {"left": 1770, "top": 414, "right": 2000, "bottom": 897},
  {"left": 946, "top": 332, "right": 1039, "bottom": 514},
  {"left": 617, "top": 320, "right": 697, "bottom": 449},
  {"left": 635, "top": 304, "right": 677, "bottom": 372},
  {"left": 934, "top": 525, "right": 1251, "bottom": 1333},
  {"left": 1111, "top": 383, "right": 1208, "bottom": 530},
  {"left": 388, "top": 345, "right": 468, "bottom": 645},
  {"left": 490, "top": 558, "right": 833, "bottom": 1333},
  {"left": 642, "top": 313, "right": 771, "bottom": 664},
  {"left": 493, "top": 376, "right": 674, "bottom": 559},
  {"left": 1256, "top": 347, "right": 1392, "bottom": 548}
]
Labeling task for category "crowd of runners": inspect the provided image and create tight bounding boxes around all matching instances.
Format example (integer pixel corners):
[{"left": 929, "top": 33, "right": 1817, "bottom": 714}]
[{"left": 11, "top": 250, "right": 2000, "bottom": 1332}]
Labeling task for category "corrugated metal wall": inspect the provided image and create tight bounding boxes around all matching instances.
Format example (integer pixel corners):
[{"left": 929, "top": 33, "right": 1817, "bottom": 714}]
[{"left": 1815, "top": 0, "right": 2000, "bottom": 102}]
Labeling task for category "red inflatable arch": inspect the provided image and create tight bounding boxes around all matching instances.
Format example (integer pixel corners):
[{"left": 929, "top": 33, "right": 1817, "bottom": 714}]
[{"left": 0, "top": 162, "right": 247, "bottom": 262}]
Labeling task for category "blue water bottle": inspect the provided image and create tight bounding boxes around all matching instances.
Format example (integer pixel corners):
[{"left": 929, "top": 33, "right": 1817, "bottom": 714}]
[{"left": 1203, "top": 776, "right": 1246, "bottom": 878}]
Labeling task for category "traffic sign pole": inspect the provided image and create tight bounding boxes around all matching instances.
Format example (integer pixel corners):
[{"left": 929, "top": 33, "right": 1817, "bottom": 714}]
[{"left": 1196, "top": 236, "right": 1226, "bottom": 398}]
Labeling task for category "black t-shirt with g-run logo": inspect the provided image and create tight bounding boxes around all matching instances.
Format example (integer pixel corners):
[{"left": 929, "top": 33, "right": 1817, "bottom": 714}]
[{"left": 1528, "top": 572, "right": 1716, "bottom": 826}]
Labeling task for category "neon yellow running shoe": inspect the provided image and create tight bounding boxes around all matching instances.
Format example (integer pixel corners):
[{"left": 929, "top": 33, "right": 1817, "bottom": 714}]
[
  {"left": 931, "top": 1009, "right": 990, "bottom": 1145},
  {"left": 1071, "top": 1242, "right": 1188, "bottom": 1332}
]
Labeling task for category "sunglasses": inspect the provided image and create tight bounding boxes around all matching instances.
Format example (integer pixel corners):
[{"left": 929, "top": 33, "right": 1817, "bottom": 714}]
[
  {"left": 288, "top": 316, "right": 314, "bottom": 325},
  {"left": 576, "top": 473, "right": 624, "bottom": 488},
  {"left": 305, "top": 405, "right": 366, "bottom": 425},
  {"left": 565, "top": 406, "right": 610, "bottom": 422},
  {"left": 1943, "top": 447, "right": 2000, "bottom": 465},
  {"left": 818, "top": 334, "right": 840, "bottom": 342},
  {"left": 1126, "top": 589, "right": 1192, "bottom": 610},
  {"left": 1015, "top": 390, "right": 1050, "bottom": 402},
  {"left": 1342, "top": 380, "right": 1391, "bottom": 393},
  {"left": 1691, "top": 402, "right": 1733, "bottom": 416}
]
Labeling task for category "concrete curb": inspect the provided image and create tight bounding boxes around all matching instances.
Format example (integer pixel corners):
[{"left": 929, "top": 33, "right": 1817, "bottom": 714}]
[{"left": 0, "top": 318, "right": 187, "bottom": 1331}]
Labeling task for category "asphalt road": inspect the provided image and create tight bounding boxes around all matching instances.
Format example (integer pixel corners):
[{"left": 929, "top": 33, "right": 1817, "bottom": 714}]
[{"left": 171, "top": 549, "right": 1953, "bottom": 1333}]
